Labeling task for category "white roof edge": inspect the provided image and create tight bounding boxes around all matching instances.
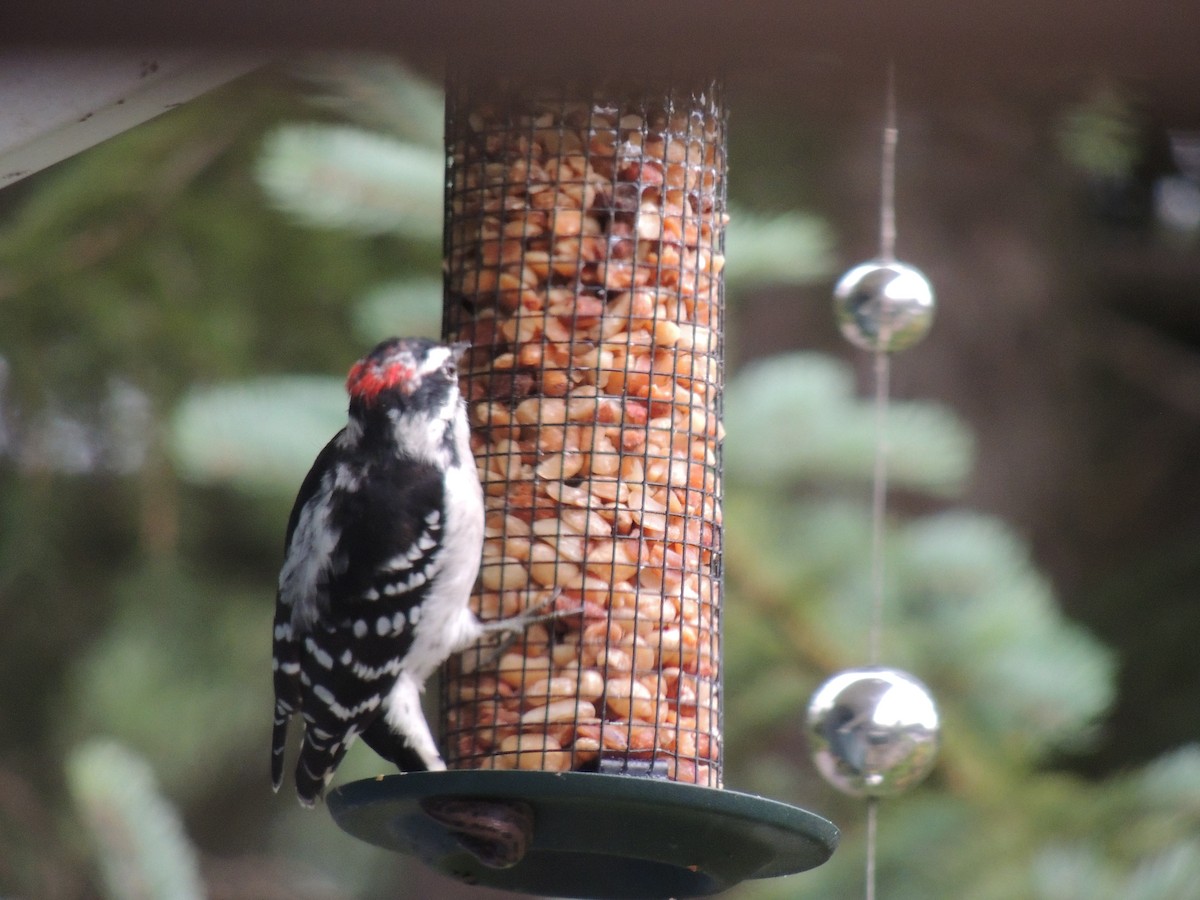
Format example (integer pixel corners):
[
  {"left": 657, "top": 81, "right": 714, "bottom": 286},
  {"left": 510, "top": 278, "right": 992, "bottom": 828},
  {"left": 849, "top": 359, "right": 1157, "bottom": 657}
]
[{"left": 0, "top": 50, "right": 265, "bottom": 188}]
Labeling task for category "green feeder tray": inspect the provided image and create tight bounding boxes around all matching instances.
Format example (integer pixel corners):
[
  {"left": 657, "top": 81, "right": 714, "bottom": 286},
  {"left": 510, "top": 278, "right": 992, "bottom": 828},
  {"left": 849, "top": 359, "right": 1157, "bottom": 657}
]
[{"left": 327, "top": 770, "right": 839, "bottom": 898}]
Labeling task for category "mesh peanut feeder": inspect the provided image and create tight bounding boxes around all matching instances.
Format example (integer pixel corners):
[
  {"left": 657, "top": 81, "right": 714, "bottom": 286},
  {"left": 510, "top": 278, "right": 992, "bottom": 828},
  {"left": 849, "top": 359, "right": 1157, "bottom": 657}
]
[
  {"left": 443, "top": 81, "right": 725, "bottom": 787},
  {"left": 328, "top": 78, "right": 837, "bottom": 899}
]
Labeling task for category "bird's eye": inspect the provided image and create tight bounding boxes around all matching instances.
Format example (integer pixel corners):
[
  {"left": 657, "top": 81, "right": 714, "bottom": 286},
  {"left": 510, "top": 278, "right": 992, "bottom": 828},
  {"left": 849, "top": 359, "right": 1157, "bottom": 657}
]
[{"left": 444, "top": 360, "right": 458, "bottom": 377}]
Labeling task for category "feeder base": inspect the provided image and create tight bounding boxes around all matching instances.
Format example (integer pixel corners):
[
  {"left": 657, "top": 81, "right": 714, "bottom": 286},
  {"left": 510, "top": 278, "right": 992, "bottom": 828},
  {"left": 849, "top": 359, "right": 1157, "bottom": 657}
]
[{"left": 327, "top": 770, "right": 838, "bottom": 899}]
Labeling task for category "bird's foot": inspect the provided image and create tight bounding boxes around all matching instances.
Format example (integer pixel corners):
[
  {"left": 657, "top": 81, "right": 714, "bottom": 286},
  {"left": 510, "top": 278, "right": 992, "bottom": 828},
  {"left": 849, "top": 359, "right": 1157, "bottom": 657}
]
[{"left": 466, "top": 589, "right": 580, "bottom": 670}]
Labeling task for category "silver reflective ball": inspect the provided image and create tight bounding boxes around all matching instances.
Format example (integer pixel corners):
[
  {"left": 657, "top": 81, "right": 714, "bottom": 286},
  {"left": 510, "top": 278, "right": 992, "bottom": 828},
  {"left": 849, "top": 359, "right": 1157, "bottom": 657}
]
[
  {"left": 806, "top": 666, "right": 940, "bottom": 798},
  {"left": 833, "top": 260, "right": 935, "bottom": 352}
]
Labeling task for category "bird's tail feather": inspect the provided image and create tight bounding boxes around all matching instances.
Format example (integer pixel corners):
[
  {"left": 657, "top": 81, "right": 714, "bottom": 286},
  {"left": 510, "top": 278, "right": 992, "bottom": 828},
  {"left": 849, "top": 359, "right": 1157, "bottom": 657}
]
[
  {"left": 270, "top": 703, "right": 291, "bottom": 792},
  {"left": 294, "top": 726, "right": 357, "bottom": 807}
]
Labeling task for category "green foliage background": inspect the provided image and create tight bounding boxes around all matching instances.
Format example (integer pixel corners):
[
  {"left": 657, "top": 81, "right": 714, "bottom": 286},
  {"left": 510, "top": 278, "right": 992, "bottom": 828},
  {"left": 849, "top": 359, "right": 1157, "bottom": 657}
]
[{"left": 1, "top": 59, "right": 1198, "bottom": 899}]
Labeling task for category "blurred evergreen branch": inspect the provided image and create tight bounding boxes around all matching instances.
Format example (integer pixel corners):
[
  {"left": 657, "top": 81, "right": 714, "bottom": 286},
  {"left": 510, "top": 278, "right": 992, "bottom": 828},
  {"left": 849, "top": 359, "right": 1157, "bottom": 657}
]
[
  {"left": 351, "top": 277, "right": 444, "bottom": 343},
  {"left": 256, "top": 125, "right": 443, "bottom": 240},
  {"left": 724, "top": 208, "right": 836, "bottom": 291},
  {"left": 170, "top": 376, "right": 346, "bottom": 492},
  {"left": 66, "top": 740, "right": 204, "bottom": 900},
  {"left": 290, "top": 55, "right": 445, "bottom": 148},
  {"left": 61, "top": 563, "right": 272, "bottom": 801},
  {"left": 725, "top": 353, "right": 972, "bottom": 495}
]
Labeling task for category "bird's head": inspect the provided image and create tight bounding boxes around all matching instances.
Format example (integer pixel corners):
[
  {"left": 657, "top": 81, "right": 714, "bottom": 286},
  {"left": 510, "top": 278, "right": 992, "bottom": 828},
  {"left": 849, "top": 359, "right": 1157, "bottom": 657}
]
[{"left": 346, "top": 338, "right": 468, "bottom": 411}]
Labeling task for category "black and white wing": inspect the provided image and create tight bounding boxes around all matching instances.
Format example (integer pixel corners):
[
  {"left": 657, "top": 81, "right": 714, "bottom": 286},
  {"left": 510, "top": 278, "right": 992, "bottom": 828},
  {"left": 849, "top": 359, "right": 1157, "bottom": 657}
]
[{"left": 271, "top": 434, "right": 448, "bottom": 805}]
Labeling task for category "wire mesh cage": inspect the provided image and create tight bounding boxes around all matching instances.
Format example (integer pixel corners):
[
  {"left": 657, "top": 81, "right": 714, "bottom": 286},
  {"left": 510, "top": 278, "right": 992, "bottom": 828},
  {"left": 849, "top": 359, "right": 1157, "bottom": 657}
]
[{"left": 440, "top": 80, "right": 726, "bottom": 788}]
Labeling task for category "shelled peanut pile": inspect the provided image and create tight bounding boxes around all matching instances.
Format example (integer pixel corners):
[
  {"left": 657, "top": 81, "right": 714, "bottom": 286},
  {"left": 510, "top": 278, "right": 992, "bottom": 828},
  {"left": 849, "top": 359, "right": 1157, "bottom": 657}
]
[{"left": 441, "top": 86, "right": 726, "bottom": 787}]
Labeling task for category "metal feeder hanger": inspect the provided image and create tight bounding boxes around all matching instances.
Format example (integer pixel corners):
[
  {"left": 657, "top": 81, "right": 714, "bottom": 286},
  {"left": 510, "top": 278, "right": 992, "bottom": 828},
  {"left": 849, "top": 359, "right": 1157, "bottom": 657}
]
[{"left": 327, "top": 77, "right": 839, "bottom": 899}]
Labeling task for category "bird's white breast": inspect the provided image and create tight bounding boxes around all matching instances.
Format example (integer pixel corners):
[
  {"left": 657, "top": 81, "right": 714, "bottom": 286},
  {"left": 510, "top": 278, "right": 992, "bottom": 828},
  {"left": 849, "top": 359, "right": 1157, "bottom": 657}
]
[{"left": 401, "top": 407, "right": 485, "bottom": 681}]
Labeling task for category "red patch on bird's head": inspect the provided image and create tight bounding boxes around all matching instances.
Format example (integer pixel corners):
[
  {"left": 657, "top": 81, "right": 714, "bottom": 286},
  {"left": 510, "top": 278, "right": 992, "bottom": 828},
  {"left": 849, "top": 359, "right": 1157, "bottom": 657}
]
[{"left": 345, "top": 357, "right": 417, "bottom": 403}]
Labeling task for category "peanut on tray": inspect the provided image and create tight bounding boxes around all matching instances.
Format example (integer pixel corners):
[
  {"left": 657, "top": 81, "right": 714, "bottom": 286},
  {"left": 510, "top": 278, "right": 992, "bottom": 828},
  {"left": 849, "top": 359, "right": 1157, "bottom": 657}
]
[{"left": 441, "top": 85, "right": 726, "bottom": 787}]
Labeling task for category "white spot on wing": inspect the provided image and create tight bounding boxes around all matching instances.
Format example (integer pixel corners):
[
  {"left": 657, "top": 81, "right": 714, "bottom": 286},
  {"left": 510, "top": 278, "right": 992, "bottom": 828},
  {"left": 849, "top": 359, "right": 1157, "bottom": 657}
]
[
  {"left": 384, "top": 552, "right": 413, "bottom": 571},
  {"left": 312, "top": 685, "right": 335, "bottom": 705},
  {"left": 305, "top": 637, "right": 334, "bottom": 670},
  {"left": 352, "top": 657, "right": 404, "bottom": 681},
  {"left": 311, "top": 684, "right": 381, "bottom": 720}
]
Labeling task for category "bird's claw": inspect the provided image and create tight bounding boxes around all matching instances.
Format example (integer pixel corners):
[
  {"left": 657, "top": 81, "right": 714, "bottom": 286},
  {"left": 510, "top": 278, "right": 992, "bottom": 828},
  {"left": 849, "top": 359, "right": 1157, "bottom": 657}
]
[{"left": 465, "top": 589, "right": 581, "bottom": 670}]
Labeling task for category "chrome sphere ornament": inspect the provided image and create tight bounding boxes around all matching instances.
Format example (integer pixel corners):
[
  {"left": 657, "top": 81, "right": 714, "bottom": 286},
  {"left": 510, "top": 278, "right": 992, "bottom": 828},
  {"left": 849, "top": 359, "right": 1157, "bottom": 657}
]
[
  {"left": 806, "top": 666, "right": 940, "bottom": 798},
  {"left": 833, "top": 260, "right": 935, "bottom": 352}
]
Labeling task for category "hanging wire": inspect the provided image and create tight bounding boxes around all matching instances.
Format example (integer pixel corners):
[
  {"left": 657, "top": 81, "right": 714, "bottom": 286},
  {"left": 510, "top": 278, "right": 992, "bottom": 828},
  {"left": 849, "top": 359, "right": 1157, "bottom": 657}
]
[
  {"left": 868, "top": 346, "right": 889, "bottom": 668},
  {"left": 867, "top": 62, "right": 898, "bottom": 671},
  {"left": 865, "top": 797, "right": 879, "bottom": 900},
  {"left": 866, "top": 61, "right": 899, "bottom": 900},
  {"left": 879, "top": 62, "right": 898, "bottom": 266}
]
